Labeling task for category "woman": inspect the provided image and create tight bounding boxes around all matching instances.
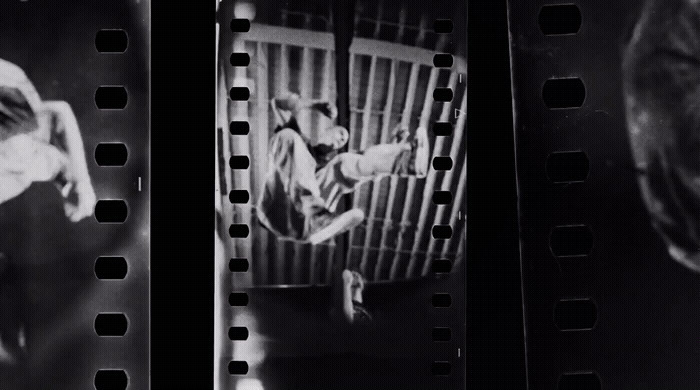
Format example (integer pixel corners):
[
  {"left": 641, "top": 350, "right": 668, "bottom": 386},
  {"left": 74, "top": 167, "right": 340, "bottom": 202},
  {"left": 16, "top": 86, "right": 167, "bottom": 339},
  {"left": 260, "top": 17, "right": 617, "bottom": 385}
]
[
  {"left": 0, "top": 58, "right": 96, "bottom": 377},
  {"left": 257, "top": 91, "right": 430, "bottom": 244}
]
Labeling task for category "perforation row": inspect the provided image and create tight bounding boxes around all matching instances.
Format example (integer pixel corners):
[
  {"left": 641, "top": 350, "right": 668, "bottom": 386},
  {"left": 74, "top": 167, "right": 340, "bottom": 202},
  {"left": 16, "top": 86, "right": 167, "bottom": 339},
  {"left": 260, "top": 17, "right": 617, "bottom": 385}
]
[
  {"left": 430, "top": 17, "right": 458, "bottom": 379},
  {"left": 225, "top": 14, "right": 463, "bottom": 380},
  {"left": 537, "top": 4, "right": 600, "bottom": 390},
  {"left": 92, "top": 28, "right": 131, "bottom": 390},
  {"left": 227, "top": 14, "right": 251, "bottom": 379}
]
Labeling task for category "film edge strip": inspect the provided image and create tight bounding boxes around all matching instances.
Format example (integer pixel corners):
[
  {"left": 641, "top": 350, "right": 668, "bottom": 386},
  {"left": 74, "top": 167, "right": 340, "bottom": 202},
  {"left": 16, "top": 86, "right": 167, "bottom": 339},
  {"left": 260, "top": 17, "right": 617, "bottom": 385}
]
[
  {"left": 536, "top": 4, "right": 601, "bottom": 389},
  {"left": 430, "top": 16, "right": 463, "bottom": 379},
  {"left": 93, "top": 28, "right": 131, "bottom": 390},
  {"left": 225, "top": 11, "right": 252, "bottom": 379}
]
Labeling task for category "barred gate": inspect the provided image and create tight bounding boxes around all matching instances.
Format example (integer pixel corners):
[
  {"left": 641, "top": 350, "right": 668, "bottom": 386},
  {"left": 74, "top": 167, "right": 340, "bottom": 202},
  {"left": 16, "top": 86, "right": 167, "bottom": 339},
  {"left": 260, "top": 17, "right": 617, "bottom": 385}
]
[{"left": 217, "top": 17, "right": 466, "bottom": 287}]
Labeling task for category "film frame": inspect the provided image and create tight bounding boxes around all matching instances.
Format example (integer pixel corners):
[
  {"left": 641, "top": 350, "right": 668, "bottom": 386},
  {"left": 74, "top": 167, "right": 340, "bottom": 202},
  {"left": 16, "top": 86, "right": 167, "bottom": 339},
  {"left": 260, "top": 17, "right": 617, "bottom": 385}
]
[
  {"left": 0, "top": 1, "right": 150, "bottom": 389},
  {"left": 215, "top": 1, "right": 467, "bottom": 389}
]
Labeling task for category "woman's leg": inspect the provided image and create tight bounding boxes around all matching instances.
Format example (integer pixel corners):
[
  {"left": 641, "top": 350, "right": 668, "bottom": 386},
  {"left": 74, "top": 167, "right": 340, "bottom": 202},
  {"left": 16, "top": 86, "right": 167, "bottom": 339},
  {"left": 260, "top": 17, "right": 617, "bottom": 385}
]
[
  {"left": 330, "top": 126, "right": 430, "bottom": 183},
  {"left": 342, "top": 144, "right": 411, "bottom": 178}
]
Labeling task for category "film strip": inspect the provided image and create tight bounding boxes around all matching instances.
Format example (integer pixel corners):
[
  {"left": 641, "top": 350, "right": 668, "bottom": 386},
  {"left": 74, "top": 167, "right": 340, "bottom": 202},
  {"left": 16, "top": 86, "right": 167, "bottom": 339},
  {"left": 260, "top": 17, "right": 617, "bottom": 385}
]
[
  {"left": 215, "top": 0, "right": 466, "bottom": 389},
  {"left": 508, "top": 2, "right": 605, "bottom": 388},
  {"left": 509, "top": 0, "right": 700, "bottom": 388},
  {"left": 0, "top": 1, "right": 149, "bottom": 389}
]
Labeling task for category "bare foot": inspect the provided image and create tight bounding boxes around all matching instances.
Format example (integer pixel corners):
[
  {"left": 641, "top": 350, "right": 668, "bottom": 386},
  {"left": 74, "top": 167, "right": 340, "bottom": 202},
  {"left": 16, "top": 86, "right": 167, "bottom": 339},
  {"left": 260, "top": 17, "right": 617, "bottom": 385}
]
[{"left": 308, "top": 208, "right": 365, "bottom": 245}]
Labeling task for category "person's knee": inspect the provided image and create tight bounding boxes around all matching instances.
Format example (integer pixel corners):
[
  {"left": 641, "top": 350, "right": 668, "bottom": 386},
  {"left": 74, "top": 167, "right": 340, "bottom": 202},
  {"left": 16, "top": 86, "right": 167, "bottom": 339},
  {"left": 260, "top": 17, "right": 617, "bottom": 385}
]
[
  {"left": 347, "top": 209, "right": 365, "bottom": 225},
  {"left": 336, "top": 153, "right": 364, "bottom": 178},
  {"left": 274, "top": 128, "right": 303, "bottom": 143}
]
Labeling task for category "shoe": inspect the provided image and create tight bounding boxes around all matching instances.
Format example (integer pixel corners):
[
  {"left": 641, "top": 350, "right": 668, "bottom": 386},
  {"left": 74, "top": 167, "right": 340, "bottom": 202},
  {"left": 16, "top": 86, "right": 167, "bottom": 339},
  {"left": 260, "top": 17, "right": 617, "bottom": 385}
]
[
  {"left": 308, "top": 208, "right": 365, "bottom": 244},
  {"left": 392, "top": 126, "right": 430, "bottom": 178}
]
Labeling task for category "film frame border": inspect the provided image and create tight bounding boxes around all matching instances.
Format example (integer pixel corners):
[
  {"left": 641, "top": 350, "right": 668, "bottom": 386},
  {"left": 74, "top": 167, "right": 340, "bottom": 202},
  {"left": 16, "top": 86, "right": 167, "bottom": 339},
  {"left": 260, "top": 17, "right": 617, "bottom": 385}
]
[{"left": 216, "top": 0, "right": 467, "bottom": 386}]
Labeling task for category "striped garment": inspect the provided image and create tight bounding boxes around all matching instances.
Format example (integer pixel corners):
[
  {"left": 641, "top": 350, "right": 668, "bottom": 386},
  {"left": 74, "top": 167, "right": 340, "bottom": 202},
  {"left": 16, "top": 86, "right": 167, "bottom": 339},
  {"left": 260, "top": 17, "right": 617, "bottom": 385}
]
[
  {"left": 622, "top": 0, "right": 700, "bottom": 270},
  {"left": 256, "top": 129, "right": 359, "bottom": 241}
]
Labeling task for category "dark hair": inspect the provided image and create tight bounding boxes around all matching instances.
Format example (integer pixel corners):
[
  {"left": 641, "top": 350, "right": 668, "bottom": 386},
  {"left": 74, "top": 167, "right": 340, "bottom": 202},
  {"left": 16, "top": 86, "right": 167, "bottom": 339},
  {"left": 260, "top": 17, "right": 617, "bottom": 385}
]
[{"left": 0, "top": 86, "right": 38, "bottom": 140}]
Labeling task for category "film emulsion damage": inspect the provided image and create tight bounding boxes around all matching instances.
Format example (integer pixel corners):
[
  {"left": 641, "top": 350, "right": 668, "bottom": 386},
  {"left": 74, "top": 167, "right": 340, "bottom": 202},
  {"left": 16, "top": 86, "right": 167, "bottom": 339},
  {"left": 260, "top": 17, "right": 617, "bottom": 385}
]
[
  {"left": 0, "top": 0, "right": 149, "bottom": 389},
  {"left": 215, "top": 0, "right": 466, "bottom": 389}
]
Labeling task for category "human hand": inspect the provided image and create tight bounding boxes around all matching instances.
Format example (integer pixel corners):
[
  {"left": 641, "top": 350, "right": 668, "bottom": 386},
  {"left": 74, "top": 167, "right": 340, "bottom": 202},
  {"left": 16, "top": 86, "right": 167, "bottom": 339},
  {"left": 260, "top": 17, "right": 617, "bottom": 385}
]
[
  {"left": 312, "top": 101, "right": 337, "bottom": 120},
  {"left": 63, "top": 180, "right": 96, "bottom": 222}
]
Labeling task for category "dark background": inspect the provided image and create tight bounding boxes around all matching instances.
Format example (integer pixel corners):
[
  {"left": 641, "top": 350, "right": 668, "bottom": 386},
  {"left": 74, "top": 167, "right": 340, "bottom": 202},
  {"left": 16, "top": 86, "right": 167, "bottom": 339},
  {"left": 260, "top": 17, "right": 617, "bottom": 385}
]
[
  {"left": 466, "top": 0, "right": 526, "bottom": 388},
  {"left": 0, "top": 0, "right": 149, "bottom": 388},
  {"left": 509, "top": 0, "right": 700, "bottom": 389}
]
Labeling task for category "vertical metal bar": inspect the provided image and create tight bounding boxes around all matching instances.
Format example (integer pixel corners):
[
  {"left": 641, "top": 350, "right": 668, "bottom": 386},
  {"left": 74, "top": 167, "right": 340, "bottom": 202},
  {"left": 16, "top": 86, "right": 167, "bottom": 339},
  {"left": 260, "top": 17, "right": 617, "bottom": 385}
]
[
  {"left": 311, "top": 48, "right": 335, "bottom": 285},
  {"left": 269, "top": 12, "right": 292, "bottom": 285},
  {"left": 275, "top": 240, "right": 287, "bottom": 285},
  {"left": 347, "top": 52, "right": 358, "bottom": 149},
  {"left": 385, "top": 16, "right": 428, "bottom": 281},
  {"left": 279, "top": 12, "right": 290, "bottom": 94},
  {"left": 365, "top": 60, "right": 397, "bottom": 281},
  {"left": 298, "top": 15, "right": 315, "bottom": 137},
  {"left": 324, "top": 238, "right": 337, "bottom": 284},
  {"left": 420, "top": 88, "right": 467, "bottom": 276},
  {"left": 358, "top": 2, "right": 383, "bottom": 152},
  {"left": 255, "top": 41, "right": 270, "bottom": 285},
  {"left": 382, "top": 71, "right": 419, "bottom": 281},
  {"left": 291, "top": 16, "right": 317, "bottom": 285},
  {"left": 406, "top": 71, "right": 458, "bottom": 276},
  {"left": 320, "top": 50, "right": 334, "bottom": 131},
  {"left": 348, "top": 2, "right": 384, "bottom": 275},
  {"left": 361, "top": 4, "right": 406, "bottom": 280},
  {"left": 332, "top": 0, "right": 356, "bottom": 276},
  {"left": 272, "top": 41, "right": 288, "bottom": 285},
  {"left": 389, "top": 63, "right": 439, "bottom": 278},
  {"left": 309, "top": 245, "right": 320, "bottom": 285}
]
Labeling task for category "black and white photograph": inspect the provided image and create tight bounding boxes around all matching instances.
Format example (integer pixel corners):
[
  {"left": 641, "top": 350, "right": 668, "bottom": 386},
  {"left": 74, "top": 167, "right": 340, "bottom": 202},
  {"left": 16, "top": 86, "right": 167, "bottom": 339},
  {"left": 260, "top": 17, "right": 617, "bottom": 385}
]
[
  {"left": 508, "top": 0, "right": 700, "bottom": 388},
  {"left": 215, "top": 0, "right": 466, "bottom": 388},
  {"left": 0, "top": 1, "right": 149, "bottom": 389}
]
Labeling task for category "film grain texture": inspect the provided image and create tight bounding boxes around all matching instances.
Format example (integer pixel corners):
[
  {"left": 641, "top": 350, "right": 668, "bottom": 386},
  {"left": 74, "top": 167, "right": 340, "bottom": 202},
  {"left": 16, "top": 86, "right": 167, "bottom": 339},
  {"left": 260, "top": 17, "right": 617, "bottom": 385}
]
[
  {"left": 0, "top": 1, "right": 149, "bottom": 389},
  {"left": 215, "top": 0, "right": 466, "bottom": 389}
]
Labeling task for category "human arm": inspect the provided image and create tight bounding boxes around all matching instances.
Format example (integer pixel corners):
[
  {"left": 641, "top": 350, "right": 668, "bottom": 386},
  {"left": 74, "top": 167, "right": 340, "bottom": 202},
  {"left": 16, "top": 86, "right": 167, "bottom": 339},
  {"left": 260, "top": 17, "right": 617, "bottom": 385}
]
[{"left": 40, "top": 100, "right": 96, "bottom": 222}]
